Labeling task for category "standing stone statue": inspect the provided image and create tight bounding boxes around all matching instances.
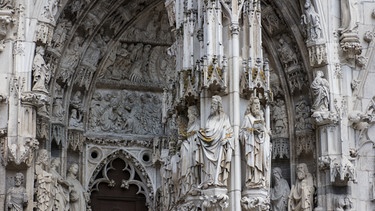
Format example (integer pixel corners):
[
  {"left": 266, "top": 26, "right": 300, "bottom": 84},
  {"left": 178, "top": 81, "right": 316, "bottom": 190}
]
[
  {"left": 67, "top": 163, "right": 88, "bottom": 211},
  {"left": 240, "top": 96, "right": 270, "bottom": 188},
  {"left": 270, "top": 167, "right": 290, "bottom": 211},
  {"left": 198, "top": 95, "right": 233, "bottom": 188},
  {"left": 32, "top": 46, "right": 50, "bottom": 93},
  {"left": 35, "top": 149, "right": 53, "bottom": 211},
  {"left": 179, "top": 105, "right": 201, "bottom": 196},
  {"left": 288, "top": 163, "right": 314, "bottom": 211},
  {"left": 6, "top": 173, "right": 28, "bottom": 211},
  {"left": 50, "top": 158, "right": 70, "bottom": 211},
  {"left": 311, "top": 71, "right": 329, "bottom": 112},
  {"left": 301, "top": 0, "right": 322, "bottom": 41}
]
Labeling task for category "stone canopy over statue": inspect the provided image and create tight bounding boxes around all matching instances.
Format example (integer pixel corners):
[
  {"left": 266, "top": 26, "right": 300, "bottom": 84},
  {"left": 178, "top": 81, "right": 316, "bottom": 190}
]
[{"left": 198, "top": 95, "right": 233, "bottom": 188}]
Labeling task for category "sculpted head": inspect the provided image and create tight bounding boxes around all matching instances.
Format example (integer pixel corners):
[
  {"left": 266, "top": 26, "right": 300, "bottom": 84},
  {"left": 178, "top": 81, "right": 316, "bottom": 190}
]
[
  {"left": 14, "top": 172, "right": 24, "bottom": 187},
  {"left": 37, "top": 149, "right": 50, "bottom": 165},
  {"left": 296, "top": 163, "right": 309, "bottom": 180},
  {"left": 68, "top": 163, "right": 79, "bottom": 176},
  {"left": 247, "top": 96, "right": 262, "bottom": 117},
  {"left": 272, "top": 167, "right": 283, "bottom": 183},
  {"left": 210, "top": 95, "right": 223, "bottom": 115},
  {"left": 188, "top": 105, "right": 199, "bottom": 124}
]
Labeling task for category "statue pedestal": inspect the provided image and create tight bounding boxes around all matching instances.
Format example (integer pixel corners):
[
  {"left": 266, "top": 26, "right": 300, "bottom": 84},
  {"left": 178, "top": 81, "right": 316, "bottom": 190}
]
[
  {"left": 201, "top": 188, "right": 229, "bottom": 211},
  {"left": 241, "top": 189, "right": 270, "bottom": 211}
]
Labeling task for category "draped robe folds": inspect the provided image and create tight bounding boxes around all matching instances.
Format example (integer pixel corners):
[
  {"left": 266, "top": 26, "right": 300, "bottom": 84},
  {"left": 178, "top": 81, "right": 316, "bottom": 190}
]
[
  {"left": 6, "top": 187, "right": 27, "bottom": 211},
  {"left": 311, "top": 76, "right": 329, "bottom": 111},
  {"left": 270, "top": 178, "right": 290, "bottom": 211},
  {"left": 289, "top": 175, "right": 314, "bottom": 211},
  {"left": 179, "top": 120, "right": 200, "bottom": 196},
  {"left": 67, "top": 175, "right": 87, "bottom": 211},
  {"left": 198, "top": 112, "right": 233, "bottom": 187},
  {"left": 240, "top": 113, "right": 270, "bottom": 187}
]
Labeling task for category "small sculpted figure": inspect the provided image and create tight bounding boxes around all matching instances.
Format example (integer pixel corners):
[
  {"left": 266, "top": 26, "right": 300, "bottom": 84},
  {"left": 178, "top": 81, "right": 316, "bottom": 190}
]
[
  {"left": 32, "top": 47, "right": 50, "bottom": 93},
  {"left": 311, "top": 71, "right": 329, "bottom": 112},
  {"left": 240, "top": 96, "right": 270, "bottom": 188},
  {"left": 270, "top": 167, "right": 290, "bottom": 211},
  {"left": 198, "top": 95, "right": 233, "bottom": 188},
  {"left": 301, "top": 0, "right": 322, "bottom": 41},
  {"left": 288, "top": 163, "right": 314, "bottom": 211},
  {"left": 6, "top": 173, "right": 28, "bottom": 211},
  {"left": 67, "top": 163, "right": 88, "bottom": 211}
]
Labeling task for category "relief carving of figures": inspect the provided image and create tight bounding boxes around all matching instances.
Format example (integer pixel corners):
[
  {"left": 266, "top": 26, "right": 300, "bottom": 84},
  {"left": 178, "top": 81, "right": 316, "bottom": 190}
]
[
  {"left": 35, "top": 149, "right": 53, "bottom": 211},
  {"left": 58, "top": 37, "right": 82, "bottom": 83},
  {"left": 52, "top": 83, "right": 64, "bottom": 120},
  {"left": 288, "top": 163, "right": 314, "bottom": 211},
  {"left": 32, "top": 47, "right": 51, "bottom": 93},
  {"left": 301, "top": 0, "right": 322, "bottom": 42},
  {"left": 270, "top": 168, "right": 290, "bottom": 211},
  {"left": 295, "top": 99, "right": 313, "bottom": 132},
  {"left": 51, "top": 20, "right": 71, "bottom": 53},
  {"left": 67, "top": 163, "right": 88, "bottom": 211},
  {"left": 50, "top": 158, "right": 70, "bottom": 210},
  {"left": 278, "top": 38, "right": 298, "bottom": 69},
  {"left": 272, "top": 99, "right": 288, "bottom": 138},
  {"left": 82, "top": 29, "right": 108, "bottom": 69},
  {"left": 69, "top": 108, "right": 82, "bottom": 128},
  {"left": 311, "top": 71, "right": 329, "bottom": 112},
  {"left": 198, "top": 95, "right": 233, "bottom": 188},
  {"left": 39, "top": 0, "right": 59, "bottom": 23},
  {"left": 179, "top": 105, "right": 201, "bottom": 197},
  {"left": 6, "top": 173, "right": 28, "bottom": 211},
  {"left": 89, "top": 90, "right": 162, "bottom": 135},
  {"left": 240, "top": 96, "right": 270, "bottom": 188}
]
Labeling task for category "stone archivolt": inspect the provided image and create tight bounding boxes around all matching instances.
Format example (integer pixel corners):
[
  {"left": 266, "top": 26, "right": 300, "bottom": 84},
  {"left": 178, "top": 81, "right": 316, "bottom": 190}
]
[{"left": 0, "top": 0, "right": 374, "bottom": 210}]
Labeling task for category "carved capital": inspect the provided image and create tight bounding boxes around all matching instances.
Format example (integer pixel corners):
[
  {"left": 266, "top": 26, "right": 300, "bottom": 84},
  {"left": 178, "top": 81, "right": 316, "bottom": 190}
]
[
  {"left": 340, "top": 31, "right": 362, "bottom": 59},
  {"left": 230, "top": 23, "right": 240, "bottom": 35},
  {"left": 241, "top": 195, "right": 270, "bottom": 211},
  {"left": 0, "top": 8, "right": 14, "bottom": 52},
  {"left": 201, "top": 188, "right": 229, "bottom": 210}
]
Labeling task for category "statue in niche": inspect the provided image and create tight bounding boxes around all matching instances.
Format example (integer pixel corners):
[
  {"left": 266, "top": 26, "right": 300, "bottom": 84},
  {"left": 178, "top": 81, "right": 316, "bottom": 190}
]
[
  {"left": 288, "top": 163, "right": 314, "bottom": 211},
  {"left": 272, "top": 99, "right": 288, "bottom": 137},
  {"left": 52, "top": 20, "right": 71, "bottom": 51},
  {"left": 240, "top": 96, "right": 270, "bottom": 188},
  {"left": 179, "top": 105, "right": 201, "bottom": 196},
  {"left": 128, "top": 43, "right": 145, "bottom": 82},
  {"left": 50, "top": 158, "right": 70, "bottom": 211},
  {"left": 6, "top": 172, "right": 28, "bottom": 211},
  {"left": 340, "top": 0, "right": 357, "bottom": 32},
  {"left": 32, "top": 46, "right": 50, "bottom": 93},
  {"left": 277, "top": 38, "right": 298, "bottom": 68},
  {"left": 301, "top": 0, "right": 322, "bottom": 41},
  {"left": 295, "top": 99, "right": 313, "bottom": 132},
  {"left": 67, "top": 163, "right": 88, "bottom": 211},
  {"left": 35, "top": 149, "right": 53, "bottom": 210},
  {"left": 311, "top": 71, "right": 329, "bottom": 112},
  {"left": 59, "top": 37, "right": 82, "bottom": 83},
  {"left": 270, "top": 167, "right": 290, "bottom": 211},
  {"left": 69, "top": 108, "right": 82, "bottom": 127},
  {"left": 198, "top": 95, "right": 233, "bottom": 188}
]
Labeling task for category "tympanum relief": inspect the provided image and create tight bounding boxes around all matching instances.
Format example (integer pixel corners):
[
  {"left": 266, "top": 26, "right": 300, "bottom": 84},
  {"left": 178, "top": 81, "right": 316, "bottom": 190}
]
[{"left": 88, "top": 90, "right": 163, "bottom": 135}]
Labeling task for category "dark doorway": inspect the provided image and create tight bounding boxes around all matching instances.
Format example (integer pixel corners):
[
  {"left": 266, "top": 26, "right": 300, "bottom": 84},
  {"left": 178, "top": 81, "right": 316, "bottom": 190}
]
[{"left": 90, "top": 158, "right": 148, "bottom": 211}]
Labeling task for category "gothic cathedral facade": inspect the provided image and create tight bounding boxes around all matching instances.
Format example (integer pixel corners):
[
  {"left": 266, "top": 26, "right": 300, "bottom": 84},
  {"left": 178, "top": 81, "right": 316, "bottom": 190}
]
[{"left": 0, "top": 0, "right": 374, "bottom": 210}]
